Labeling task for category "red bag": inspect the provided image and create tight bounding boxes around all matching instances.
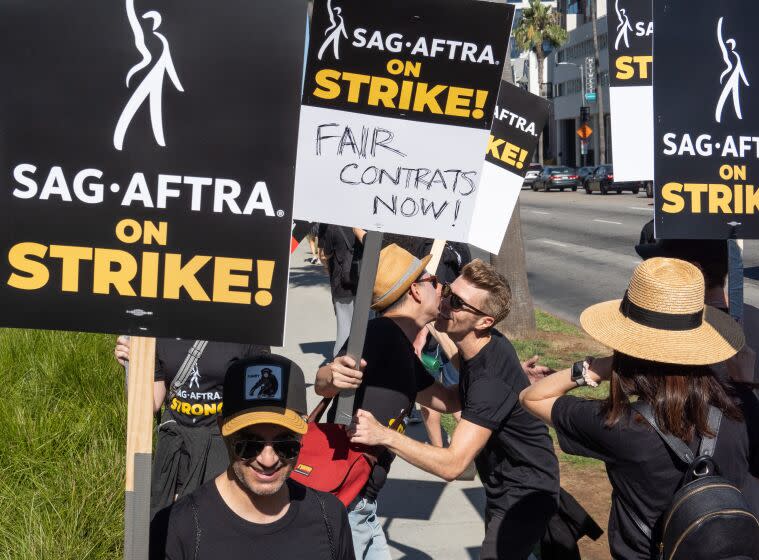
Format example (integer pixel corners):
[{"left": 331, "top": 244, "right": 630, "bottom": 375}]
[{"left": 291, "top": 399, "right": 407, "bottom": 507}]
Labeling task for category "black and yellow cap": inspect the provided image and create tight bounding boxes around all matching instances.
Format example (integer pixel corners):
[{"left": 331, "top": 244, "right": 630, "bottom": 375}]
[{"left": 221, "top": 354, "right": 308, "bottom": 437}]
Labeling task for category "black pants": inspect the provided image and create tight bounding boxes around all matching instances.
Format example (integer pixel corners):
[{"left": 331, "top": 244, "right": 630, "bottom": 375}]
[{"left": 481, "top": 492, "right": 557, "bottom": 560}]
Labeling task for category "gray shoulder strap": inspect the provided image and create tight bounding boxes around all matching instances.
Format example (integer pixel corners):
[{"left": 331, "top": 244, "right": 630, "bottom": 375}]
[
  {"left": 169, "top": 340, "right": 208, "bottom": 399},
  {"left": 631, "top": 401, "right": 694, "bottom": 464},
  {"left": 698, "top": 406, "right": 723, "bottom": 457}
]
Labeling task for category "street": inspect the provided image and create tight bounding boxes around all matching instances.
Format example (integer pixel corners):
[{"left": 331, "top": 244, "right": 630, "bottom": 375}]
[{"left": 490, "top": 190, "right": 759, "bottom": 324}]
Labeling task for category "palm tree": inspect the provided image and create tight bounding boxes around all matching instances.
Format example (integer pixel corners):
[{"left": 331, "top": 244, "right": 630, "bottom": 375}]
[{"left": 513, "top": 0, "right": 567, "bottom": 163}]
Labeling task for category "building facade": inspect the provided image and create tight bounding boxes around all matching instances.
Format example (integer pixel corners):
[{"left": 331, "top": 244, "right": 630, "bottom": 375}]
[{"left": 547, "top": 0, "right": 612, "bottom": 167}]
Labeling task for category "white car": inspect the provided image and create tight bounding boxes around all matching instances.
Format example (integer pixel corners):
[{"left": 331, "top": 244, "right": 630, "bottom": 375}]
[{"left": 522, "top": 164, "right": 542, "bottom": 189}]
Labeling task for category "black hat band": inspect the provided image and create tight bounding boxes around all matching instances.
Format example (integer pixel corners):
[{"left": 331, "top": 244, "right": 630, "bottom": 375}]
[{"left": 619, "top": 292, "right": 703, "bottom": 331}]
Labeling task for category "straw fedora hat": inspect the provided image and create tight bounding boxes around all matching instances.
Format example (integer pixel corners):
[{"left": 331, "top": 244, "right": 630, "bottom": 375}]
[
  {"left": 580, "top": 257, "right": 744, "bottom": 365},
  {"left": 371, "top": 244, "right": 432, "bottom": 311}
]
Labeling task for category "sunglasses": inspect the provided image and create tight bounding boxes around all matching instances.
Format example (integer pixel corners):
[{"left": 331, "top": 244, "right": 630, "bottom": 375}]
[
  {"left": 415, "top": 274, "right": 438, "bottom": 289},
  {"left": 232, "top": 439, "right": 302, "bottom": 462},
  {"left": 441, "top": 283, "right": 487, "bottom": 316}
]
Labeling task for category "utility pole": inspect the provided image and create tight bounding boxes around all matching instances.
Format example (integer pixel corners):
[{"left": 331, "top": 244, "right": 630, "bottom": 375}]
[{"left": 590, "top": 0, "right": 606, "bottom": 164}]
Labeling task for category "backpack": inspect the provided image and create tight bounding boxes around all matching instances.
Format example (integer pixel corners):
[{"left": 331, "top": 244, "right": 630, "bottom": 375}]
[{"left": 626, "top": 401, "right": 759, "bottom": 560}]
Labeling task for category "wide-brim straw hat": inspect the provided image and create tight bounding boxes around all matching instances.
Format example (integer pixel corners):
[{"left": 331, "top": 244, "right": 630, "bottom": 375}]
[
  {"left": 371, "top": 244, "right": 432, "bottom": 311},
  {"left": 580, "top": 257, "right": 744, "bottom": 365}
]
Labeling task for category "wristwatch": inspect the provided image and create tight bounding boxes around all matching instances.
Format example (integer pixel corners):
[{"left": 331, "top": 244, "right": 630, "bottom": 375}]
[{"left": 571, "top": 360, "right": 586, "bottom": 386}]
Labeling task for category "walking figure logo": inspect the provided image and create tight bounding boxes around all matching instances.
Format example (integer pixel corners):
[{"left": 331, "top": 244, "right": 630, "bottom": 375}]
[
  {"left": 188, "top": 363, "right": 201, "bottom": 389},
  {"left": 715, "top": 17, "right": 749, "bottom": 123},
  {"left": 317, "top": 0, "right": 348, "bottom": 61},
  {"left": 614, "top": 0, "right": 632, "bottom": 51},
  {"left": 113, "top": 0, "right": 184, "bottom": 151}
]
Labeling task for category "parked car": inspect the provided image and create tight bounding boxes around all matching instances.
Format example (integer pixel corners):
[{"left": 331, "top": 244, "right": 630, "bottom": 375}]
[
  {"left": 584, "top": 164, "right": 641, "bottom": 194},
  {"left": 531, "top": 166, "right": 580, "bottom": 192},
  {"left": 522, "top": 163, "right": 542, "bottom": 189},
  {"left": 576, "top": 166, "right": 596, "bottom": 190}
]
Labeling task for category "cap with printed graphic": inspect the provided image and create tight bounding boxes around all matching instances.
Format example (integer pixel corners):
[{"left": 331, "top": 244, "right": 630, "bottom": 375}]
[{"left": 221, "top": 354, "right": 308, "bottom": 437}]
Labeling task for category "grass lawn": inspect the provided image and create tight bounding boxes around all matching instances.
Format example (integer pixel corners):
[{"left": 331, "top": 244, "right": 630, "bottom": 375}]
[{"left": 0, "top": 329, "right": 126, "bottom": 560}]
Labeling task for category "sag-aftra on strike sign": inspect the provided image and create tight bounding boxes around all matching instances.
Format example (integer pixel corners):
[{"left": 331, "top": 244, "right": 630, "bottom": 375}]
[
  {"left": 294, "top": 0, "right": 513, "bottom": 252},
  {"left": 655, "top": 0, "right": 759, "bottom": 239},
  {"left": 0, "top": 0, "right": 307, "bottom": 344}
]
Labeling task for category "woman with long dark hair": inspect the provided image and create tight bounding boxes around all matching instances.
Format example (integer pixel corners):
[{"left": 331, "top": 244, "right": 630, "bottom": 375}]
[{"left": 520, "top": 257, "right": 759, "bottom": 559}]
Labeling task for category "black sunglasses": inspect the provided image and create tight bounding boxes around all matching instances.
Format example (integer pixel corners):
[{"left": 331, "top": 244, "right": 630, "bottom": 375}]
[
  {"left": 232, "top": 439, "right": 302, "bottom": 461},
  {"left": 415, "top": 274, "right": 438, "bottom": 289},
  {"left": 441, "top": 283, "right": 487, "bottom": 316}
]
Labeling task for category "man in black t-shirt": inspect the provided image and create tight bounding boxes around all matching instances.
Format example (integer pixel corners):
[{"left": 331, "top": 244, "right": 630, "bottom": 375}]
[
  {"left": 351, "top": 259, "right": 560, "bottom": 560},
  {"left": 150, "top": 354, "right": 354, "bottom": 560},
  {"left": 115, "top": 337, "right": 267, "bottom": 517},
  {"left": 315, "top": 244, "right": 462, "bottom": 560}
]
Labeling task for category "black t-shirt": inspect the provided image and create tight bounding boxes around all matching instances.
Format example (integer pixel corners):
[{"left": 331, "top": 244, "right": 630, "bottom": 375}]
[
  {"left": 150, "top": 479, "right": 354, "bottom": 560},
  {"left": 318, "top": 224, "right": 357, "bottom": 301},
  {"left": 156, "top": 340, "right": 265, "bottom": 427},
  {"left": 552, "top": 387, "right": 759, "bottom": 560},
  {"left": 329, "top": 316, "right": 434, "bottom": 499},
  {"left": 459, "top": 330, "right": 560, "bottom": 512}
]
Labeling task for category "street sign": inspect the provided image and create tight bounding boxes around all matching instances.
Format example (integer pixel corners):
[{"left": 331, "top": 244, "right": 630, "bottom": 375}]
[
  {"left": 577, "top": 124, "right": 593, "bottom": 139},
  {"left": 580, "top": 140, "right": 589, "bottom": 155},
  {"left": 585, "top": 92, "right": 597, "bottom": 103}
]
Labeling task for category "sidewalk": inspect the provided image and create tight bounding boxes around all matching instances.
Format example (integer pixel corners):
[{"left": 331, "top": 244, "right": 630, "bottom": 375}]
[{"left": 274, "top": 243, "right": 486, "bottom": 560}]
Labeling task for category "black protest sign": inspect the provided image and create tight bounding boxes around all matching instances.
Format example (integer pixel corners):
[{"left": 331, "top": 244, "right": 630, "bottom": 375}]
[
  {"left": 608, "top": 0, "right": 653, "bottom": 87},
  {"left": 294, "top": 0, "right": 513, "bottom": 248},
  {"left": 469, "top": 81, "right": 549, "bottom": 252},
  {"left": 303, "top": 0, "right": 511, "bottom": 129},
  {"left": 654, "top": 1, "right": 759, "bottom": 239},
  {"left": 0, "top": 0, "right": 307, "bottom": 345},
  {"left": 485, "top": 82, "right": 551, "bottom": 177}
]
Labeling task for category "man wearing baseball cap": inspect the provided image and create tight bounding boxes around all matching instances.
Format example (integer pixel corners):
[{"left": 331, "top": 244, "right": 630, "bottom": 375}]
[
  {"left": 151, "top": 354, "right": 355, "bottom": 560},
  {"left": 315, "top": 243, "right": 462, "bottom": 559}
]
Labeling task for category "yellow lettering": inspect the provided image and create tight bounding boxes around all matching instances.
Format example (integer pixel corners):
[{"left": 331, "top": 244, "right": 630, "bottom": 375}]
[
  {"left": 445, "top": 87, "right": 473, "bottom": 117},
  {"left": 412, "top": 82, "right": 446, "bottom": 114},
  {"left": 342, "top": 72, "right": 371, "bottom": 103},
  {"left": 313, "top": 69, "right": 341, "bottom": 100},
  {"left": 367, "top": 76, "right": 398, "bottom": 108},
  {"left": 501, "top": 143, "right": 521, "bottom": 166},
  {"left": 163, "top": 254, "right": 211, "bottom": 301},
  {"left": 141, "top": 252, "right": 160, "bottom": 298},
  {"left": 49, "top": 245, "right": 93, "bottom": 292},
  {"left": 615, "top": 56, "right": 634, "bottom": 80},
  {"left": 486, "top": 135, "right": 505, "bottom": 158},
  {"left": 213, "top": 257, "right": 252, "bottom": 304},
  {"left": 683, "top": 183, "right": 708, "bottom": 213},
  {"left": 93, "top": 248, "right": 137, "bottom": 296},
  {"left": 661, "top": 182, "right": 685, "bottom": 213},
  {"left": 708, "top": 184, "right": 732, "bottom": 213},
  {"left": 7, "top": 242, "right": 49, "bottom": 290}
]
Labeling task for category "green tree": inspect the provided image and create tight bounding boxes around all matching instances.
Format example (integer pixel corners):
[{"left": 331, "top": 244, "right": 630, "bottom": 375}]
[{"left": 513, "top": 0, "right": 567, "bottom": 162}]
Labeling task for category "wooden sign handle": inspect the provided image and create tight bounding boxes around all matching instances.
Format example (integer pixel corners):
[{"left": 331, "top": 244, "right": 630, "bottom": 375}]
[{"left": 124, "top": 336, "right": 156, "bottom": 560}]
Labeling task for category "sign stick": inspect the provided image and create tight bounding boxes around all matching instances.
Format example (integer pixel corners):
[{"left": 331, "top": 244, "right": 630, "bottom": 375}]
[
  {"left": 334, "top": 230, "right": 383, "bottom": 426},
  {"left": 124, "top": 336, "right": 156, "bottom": 560},
  {"left": 728, "top": 239, "right": 744, "bottom": 323}
]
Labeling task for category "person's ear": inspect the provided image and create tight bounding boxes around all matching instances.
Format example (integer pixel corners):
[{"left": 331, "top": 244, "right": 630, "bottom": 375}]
[
  {"left": 409, "top": 283, "right": 422, "bottom": 303},
  {"left": 475, "top": 315, "right": 495, "bottom": 332}
]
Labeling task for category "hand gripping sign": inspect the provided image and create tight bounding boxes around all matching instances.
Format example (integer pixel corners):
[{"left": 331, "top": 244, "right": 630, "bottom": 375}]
[
  {"left": 294, "top": 0, "right": 513, "bottom": 253},
  {"left": 0, "top": 0, "right": 307, "bottom": 346},
  {"left": 654, "top": 0, "right": 759, "bottom": 239}
]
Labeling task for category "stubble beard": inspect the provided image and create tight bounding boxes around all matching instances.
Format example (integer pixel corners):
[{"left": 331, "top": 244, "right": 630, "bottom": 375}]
[{"left": 232, "top": 461, "right": 294, "bottom": 497}]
